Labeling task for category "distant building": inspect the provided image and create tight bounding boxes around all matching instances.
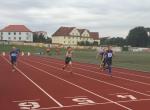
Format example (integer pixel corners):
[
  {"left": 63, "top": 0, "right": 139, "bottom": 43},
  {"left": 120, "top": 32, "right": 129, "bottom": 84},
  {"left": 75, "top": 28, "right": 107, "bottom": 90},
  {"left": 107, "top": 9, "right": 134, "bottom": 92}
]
[
  {"left": 33, "top": 31, "right": 48, "bottom": 39},
  {"left": 0, "top": 25, "right": 33, "bottom": 42},
  {"left": 52, "top": 27, "right": 100, "bottom": 46}
]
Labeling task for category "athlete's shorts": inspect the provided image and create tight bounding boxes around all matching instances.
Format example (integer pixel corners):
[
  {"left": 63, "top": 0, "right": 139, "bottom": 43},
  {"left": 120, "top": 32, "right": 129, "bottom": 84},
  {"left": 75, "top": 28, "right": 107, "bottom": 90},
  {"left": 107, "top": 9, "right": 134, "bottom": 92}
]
[
  {"left": 106, "top": 58, "right": 112, "bottom": 65},
  {"left": 11, "top": 57, "right": 17, "bottom": 64},
  {"left": 65, "top": 57, "right": 72, "bottom": 64}
]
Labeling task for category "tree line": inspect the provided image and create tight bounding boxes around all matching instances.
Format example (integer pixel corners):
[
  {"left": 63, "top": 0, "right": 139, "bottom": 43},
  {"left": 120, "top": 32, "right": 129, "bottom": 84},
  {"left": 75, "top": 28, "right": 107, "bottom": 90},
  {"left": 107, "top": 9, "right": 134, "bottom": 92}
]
[
  {"left": 101, "top": 26, "right": 150, "bottom": 47},
  {"left": 33, "top": 26, "right": 150, "bottom": 47},
  {"left": 33, "top": 33, "right": 52, "bottom": 44}
]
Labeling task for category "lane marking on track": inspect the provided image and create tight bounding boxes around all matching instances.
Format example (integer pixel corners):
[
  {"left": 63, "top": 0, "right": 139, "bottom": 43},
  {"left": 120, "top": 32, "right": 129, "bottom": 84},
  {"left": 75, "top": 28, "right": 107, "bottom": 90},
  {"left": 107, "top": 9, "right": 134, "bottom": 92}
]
[
  {"left": 24, "top": 59, "right": 150, "bottom": 97},
  {"left": 36, "top": 56, "right": 150, "bottom": 79},
  {"left": 2, "top": 57, "right": 64, "bottom": 108},
  {"left": 117, "top": 95, "right": 137, "bottom": 100},
  {"left": 35, "top": 98, "right": 150, "bottom": 110},
  {"left": 64, "top": 96, "right": 88, "bottom": 98},
  {"left": 35, "top": 55, "right": 150, "bottom": 74},
  {"left": 32, "top": 58, "right": 150, "bottom": 86},
  {"left": 12, "top": 99, "right": 40, "bottom": 103},
  {"left": 19, "top": 60, "right": 133, "bottom": 110},
  {"left": 109, "top": 93, "right": 129, "bottom": 95}
]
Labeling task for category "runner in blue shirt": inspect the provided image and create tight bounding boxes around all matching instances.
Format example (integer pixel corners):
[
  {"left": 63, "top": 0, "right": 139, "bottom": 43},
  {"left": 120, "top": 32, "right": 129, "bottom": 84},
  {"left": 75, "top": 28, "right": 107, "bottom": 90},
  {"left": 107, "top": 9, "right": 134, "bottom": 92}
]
[
  {"left": 10, "top": 47, "right": 19, "bottom": 72},
  {"left": 106, "top": 45, "right": 114, "bottom": 76}
]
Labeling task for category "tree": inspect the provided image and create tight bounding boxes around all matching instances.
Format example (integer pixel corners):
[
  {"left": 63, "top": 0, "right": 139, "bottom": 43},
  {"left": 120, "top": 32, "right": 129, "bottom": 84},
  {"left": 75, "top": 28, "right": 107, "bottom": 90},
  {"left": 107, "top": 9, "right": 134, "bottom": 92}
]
[
  {"left": 46, "top": 37, "right": 52, "bottom": 44},
  {"left": 148, "top": 37, "right": 150, "bottom": 47},
  {"left": 93, "top": 41, "right": 98, "bottom": 46},
  {"left": 33, "top": 33, "right": 51, "bottom": 43},
  {"left": 126, "top": 27, "right": 149, "bottom": 47},
  {"left": 100, "top": 37, "right": 126, "bottom": 46}
]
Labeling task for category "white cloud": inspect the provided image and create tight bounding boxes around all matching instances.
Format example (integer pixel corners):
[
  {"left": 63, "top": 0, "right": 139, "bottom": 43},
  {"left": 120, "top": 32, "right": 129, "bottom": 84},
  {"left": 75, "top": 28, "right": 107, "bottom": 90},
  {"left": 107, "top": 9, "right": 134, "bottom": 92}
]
[{"left": 0, "top": 0, "right": 150, "bottom": 37}]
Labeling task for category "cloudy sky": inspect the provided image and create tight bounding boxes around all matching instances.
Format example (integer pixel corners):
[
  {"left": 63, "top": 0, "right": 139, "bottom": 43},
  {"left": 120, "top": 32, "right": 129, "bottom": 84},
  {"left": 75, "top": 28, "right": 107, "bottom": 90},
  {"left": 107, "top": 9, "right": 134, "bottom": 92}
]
[{"left": 0, "top": 0, "right": 150, "bottom": 38}]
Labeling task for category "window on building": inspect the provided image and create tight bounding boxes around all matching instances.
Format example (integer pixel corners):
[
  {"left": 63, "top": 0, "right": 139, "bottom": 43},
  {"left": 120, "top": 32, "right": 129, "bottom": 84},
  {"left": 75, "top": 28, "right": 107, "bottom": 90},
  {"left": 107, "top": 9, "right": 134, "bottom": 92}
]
[
  {"left": 8, "top": 37, "right": 11, "bottom": 40},
  {"left": 19, "top": 32, "right": 21, "bottom": 35},
  {"left": 14, "top": 37, "right": 16, "bottom": 40},
  {"left": 19, "top": 37, "right": 21, "bottom": 40},
  {"left": 1, "top": 37, "right": 3, "bottom": 40},
  {"left": 26, "top": 37, "right": 29, "bottom": 40},
  {"left": 8, "top": 32, "right": 11, "bottom": 35},
  {"left": 14, "top": 32, "right": 16, "bottom": 35}
]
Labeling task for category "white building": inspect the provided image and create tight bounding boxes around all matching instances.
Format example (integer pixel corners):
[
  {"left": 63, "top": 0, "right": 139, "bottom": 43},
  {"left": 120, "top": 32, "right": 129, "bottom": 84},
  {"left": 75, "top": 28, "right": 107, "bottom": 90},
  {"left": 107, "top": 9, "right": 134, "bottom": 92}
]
[
  {"left": 0, "top": 25, "right": 33, "bottom": 42},
  {"left": 52, "top": 27, "right": 100, "bottom": 46}
]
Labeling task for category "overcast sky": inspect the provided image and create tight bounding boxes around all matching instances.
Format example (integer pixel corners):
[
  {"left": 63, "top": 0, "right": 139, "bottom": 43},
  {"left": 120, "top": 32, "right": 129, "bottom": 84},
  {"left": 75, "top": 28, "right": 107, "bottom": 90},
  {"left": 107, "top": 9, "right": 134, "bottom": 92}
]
[{"left": 0, "top": 0, "right": 150, "bottom": 38}]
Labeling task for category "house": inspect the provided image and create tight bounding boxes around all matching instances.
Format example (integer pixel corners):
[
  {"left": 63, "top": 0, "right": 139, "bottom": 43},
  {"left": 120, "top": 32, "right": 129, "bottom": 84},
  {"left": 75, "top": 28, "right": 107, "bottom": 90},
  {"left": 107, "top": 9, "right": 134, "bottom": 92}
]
[
  {"left": 0, "top": 25, "right": 33, "bottom": 42},
  {"left": 52, "top": 27, "right": 100, "bottom": 46}
]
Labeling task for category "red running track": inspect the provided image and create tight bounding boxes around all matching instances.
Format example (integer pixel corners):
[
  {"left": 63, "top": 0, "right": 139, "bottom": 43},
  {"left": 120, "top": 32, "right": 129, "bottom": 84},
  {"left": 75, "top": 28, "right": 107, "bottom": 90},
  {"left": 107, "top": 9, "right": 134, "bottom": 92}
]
[{"left": 0, "top": 55, "right": 150, "bottom": 110}]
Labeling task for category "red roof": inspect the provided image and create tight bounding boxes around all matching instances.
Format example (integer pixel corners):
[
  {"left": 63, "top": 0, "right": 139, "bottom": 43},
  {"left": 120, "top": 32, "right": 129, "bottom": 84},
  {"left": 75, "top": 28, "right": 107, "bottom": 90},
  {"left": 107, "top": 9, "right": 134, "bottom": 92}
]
[
  {"left": 52, "top": 26, "right": 99, "bottom": 39},
  {"left": 90, "top": 32, "right": 100, "bottom": 40},
  {"left": 52, "top": 27, "right": 75, "bottom": 36},
  {"left": 0, "top": 25, "right": 32, "bottom": 32}
]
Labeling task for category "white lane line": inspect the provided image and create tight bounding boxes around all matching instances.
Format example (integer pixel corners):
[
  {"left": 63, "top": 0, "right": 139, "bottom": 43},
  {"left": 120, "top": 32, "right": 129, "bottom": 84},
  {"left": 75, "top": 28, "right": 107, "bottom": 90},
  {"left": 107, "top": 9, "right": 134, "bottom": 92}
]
[
  {"left": 113, "top": 71, "right": 150, "bottom": 79},
  {"left": 19, "top": 60, "right": 133, "bottom": 110},
  {"left": 38, "top": 59, "right": 150, "bottom": 86},
  {"left": 39, "top": 56, "right": 150, "bottom": 79},
  {"left": 35, "top": 98, "right": 150, "bottom": 110},
  {"left": 64, "top": 96, "right": 88, "bottom": 98},
  {"left": 25, "top": 59, "right": 150, "bottom": 97},
  {"left": 3, "top": 57, "right": 63, "bottom": 108},
  {"left": 12, "top": 99, "right": 40, "bottom": 103},
  {"left": 36, "top": 102, "right": 112, "bottom": 110},
  {"left": 109, "top": 93, "right": 129, "bottom": 96}
]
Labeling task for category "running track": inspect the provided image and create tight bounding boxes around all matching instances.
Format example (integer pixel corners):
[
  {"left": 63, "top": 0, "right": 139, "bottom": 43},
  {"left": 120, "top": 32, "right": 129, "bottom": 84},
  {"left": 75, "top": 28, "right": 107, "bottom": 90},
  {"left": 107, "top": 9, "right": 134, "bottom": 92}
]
[{"left": 0, "top": 55, "right": 150, "bottom": 110}]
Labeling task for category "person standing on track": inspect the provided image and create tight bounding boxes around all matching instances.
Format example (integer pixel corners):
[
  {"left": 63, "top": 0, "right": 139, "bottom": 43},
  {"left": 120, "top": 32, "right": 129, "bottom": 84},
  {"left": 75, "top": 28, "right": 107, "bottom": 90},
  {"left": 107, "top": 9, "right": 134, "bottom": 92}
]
[
  {"left": 96, "top": 47, "right": 104, "bottom": 68},
  {"left": 105, "top": 45, "right": 114, "bottom": 76},
  {"left": 62, "top": 47, "right": 73, "bottom": 73},
  {"left": 9, "top": 47, "right": 19, "bottom": 72},
  {"left": 100, "top": 48, "right": 108, "bottom": 71}
]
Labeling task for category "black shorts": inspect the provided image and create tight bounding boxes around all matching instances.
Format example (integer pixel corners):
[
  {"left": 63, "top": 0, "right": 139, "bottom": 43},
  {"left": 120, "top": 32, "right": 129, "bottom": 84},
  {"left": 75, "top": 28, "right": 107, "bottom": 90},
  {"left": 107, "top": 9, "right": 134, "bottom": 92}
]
[
  {"left": 106, "top": 58, "right": 112, "bottom": 65},
  {"left": 11, "top": 57, "right": 17, "bottom": 64},
  {"left": 102, "top": 59, "right": 107, "bottom": 67},
  {"left": 65, "top": 57, "right": 72, "bottom": 64}
]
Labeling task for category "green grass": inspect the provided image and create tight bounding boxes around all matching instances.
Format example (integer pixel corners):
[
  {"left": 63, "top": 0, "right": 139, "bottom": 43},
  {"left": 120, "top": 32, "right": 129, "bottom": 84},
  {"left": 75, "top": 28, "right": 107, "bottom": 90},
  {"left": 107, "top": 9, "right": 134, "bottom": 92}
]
[
  {"left": 0, "top": 44, "right": 45, "bottom": 54},
  {"left": 113, "top": 52, "right": 150, "bottom": 72},
  {"left": 1, "top": 44, "right": 150, "bottom": 72},
  {"left": 50, "top": 49, "right": 150, "bottom": 72}
]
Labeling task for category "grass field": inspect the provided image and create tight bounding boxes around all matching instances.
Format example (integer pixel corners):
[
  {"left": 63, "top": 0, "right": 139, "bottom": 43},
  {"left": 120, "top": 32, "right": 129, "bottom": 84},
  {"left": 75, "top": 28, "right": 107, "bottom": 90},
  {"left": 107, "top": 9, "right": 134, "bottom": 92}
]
[
  {"left": 0, "top": 44, "right": 150, "bottom": 72},
  {"left": 0, "top": 44, "right": 45, "bottom": 54},
  {"left": 49, "top": 49, "right": 150, "bottom": 72}
]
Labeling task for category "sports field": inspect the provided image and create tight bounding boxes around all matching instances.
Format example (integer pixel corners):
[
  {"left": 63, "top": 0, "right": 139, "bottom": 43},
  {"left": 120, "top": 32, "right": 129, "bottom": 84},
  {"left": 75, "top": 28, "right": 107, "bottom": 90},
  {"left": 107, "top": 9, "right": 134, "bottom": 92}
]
[
  {"left": 1, "top": 44, "right": 150, "bottom": 72},
  {"left": 1, "top": 45, "right": 150, "bottom": 110},
  {"left": 1, "top": 54, "right": 150, "bottom": 110},
  {"left": 49, "top": 49, "right": 150, "bottom": 72}
]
